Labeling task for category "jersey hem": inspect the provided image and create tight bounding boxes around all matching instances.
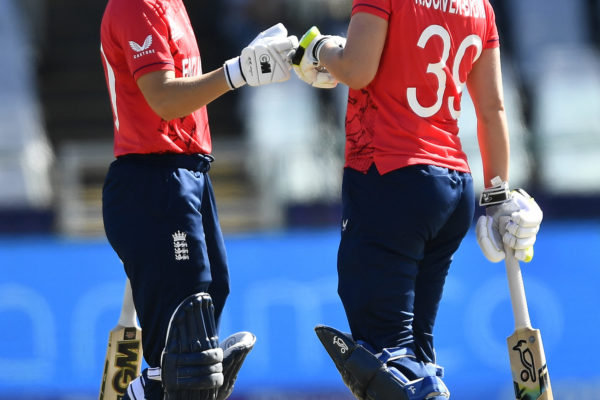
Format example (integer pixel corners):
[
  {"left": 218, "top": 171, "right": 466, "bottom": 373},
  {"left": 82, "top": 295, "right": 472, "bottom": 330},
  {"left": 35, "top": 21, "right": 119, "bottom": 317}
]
[{"left": 345, "top": 157, "right": 471, "bottom": 175}]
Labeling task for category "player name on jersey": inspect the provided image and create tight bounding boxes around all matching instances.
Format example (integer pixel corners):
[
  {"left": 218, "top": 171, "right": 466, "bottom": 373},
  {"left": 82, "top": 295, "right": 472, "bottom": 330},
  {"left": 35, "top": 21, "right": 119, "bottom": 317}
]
[{"left": 415, "top": 0, "right": 486, "bottom": 19}]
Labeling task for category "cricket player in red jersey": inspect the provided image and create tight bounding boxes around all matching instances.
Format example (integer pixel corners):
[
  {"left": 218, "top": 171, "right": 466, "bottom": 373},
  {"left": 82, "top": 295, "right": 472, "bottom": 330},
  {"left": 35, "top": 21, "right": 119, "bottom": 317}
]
[
  {"left": 292, "top": 1, "right": 543, "bottom": 398},
  {"left": 100, "top": 1, "right": 297, "bottom": 399}
]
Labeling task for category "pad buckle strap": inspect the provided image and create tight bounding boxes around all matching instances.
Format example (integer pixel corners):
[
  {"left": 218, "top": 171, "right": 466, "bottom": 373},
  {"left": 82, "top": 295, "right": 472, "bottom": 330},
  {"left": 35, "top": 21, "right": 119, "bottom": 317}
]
[{"left": 147, "top": 367, "right": 162, "bottom": 381}]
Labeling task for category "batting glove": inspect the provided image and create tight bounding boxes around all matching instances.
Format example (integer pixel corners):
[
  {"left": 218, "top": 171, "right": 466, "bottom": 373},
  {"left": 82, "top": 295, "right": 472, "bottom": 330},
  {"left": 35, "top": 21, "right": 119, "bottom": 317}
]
[
  {"left": 291, "top": 26, "right": 346, "bottom": 89},
  {"left": 224, "top": 23, "right": 298, "bottom": 89},
  {"left": 476, "top": 177, "right": 543, "bottom": 263}
]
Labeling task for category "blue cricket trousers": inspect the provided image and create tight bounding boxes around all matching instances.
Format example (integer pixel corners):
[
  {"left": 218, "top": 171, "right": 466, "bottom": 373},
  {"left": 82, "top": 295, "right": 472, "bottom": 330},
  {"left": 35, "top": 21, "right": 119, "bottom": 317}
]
[
  {"left": 102, "top": 153, "right": 230, "bottom": 367},
  {"left": 337, "top": 164, "right": 474, "bottom": 363}
]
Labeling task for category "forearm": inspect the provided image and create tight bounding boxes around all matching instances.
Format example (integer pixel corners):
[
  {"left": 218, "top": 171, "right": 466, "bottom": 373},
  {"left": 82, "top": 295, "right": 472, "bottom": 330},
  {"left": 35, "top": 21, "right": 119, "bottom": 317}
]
[
  {"left": 140, "top": 69, "right": 231, "bottom": 121},
  {"left": 319, "top": 44, "right": 367, "bottom": 89},
  {"left": 467, "top": 47, "right": 510, "bottom": 187},
  {"left": 318, "top": 12, "right": 387, "bottom": 90},
  {"left": 140, "top": 23, "right": 297, "bottom": 121},
  {"left": 477, "top": 110, "right": 510, "bottom": 187}
]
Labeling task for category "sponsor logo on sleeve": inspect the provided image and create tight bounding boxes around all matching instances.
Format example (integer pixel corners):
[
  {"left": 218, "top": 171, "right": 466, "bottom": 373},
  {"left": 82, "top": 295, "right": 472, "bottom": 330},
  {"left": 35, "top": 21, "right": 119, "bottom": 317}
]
[{"left": 129, "top": 35, "right": 155, "bottom": 59}]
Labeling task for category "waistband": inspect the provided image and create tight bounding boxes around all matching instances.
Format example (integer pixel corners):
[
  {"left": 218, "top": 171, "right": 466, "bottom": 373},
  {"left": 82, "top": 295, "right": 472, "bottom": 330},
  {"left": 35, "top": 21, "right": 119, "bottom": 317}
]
[{"left": 117, "top": 153, "right": 214, "bottom": 172}]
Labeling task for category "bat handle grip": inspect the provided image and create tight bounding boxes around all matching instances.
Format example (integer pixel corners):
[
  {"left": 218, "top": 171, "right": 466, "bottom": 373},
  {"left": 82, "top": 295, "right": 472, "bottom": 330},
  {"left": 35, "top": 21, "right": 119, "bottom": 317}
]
[
  {"left": 119, "top": 278, "right": 139, "bottom": 327},
  {"left": 504, "top": 245, "right": 532, "bottom": 330}
]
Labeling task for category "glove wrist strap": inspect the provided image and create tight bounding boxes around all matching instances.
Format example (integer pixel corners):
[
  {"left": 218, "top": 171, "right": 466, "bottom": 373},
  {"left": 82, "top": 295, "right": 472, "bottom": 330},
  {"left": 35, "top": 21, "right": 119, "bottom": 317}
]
[
  {"left": 313, "top": 37, "right": 327, "bottom": 63},
  {"left": 479, "top": 187, "right": 510, "bottom": 207},
  {"left": 313, "top": 36, "right": 345, "bottom": 64},
  {"left": 224, "top": 57, "right": 246, "bottom": 90},
  {"left": 479, "top": 177, "right": 510, "bottom": 207}
]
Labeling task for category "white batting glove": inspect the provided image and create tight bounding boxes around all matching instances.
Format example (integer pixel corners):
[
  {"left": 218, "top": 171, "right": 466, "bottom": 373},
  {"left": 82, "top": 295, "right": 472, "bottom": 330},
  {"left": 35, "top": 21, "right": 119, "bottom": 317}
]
[
  {"left": 291, "top": 26, "right": 346, "bottom": 89},
  {"left": 476, "top": 177, "right": 543, "bottom": 263},
  {"left": 224, "top": 23, "right": 298, "bottom": 89}
]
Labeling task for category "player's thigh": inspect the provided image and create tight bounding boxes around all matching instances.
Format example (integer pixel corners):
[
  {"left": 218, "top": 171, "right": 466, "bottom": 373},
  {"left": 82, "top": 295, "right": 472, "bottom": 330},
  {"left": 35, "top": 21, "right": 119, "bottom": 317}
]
[
  {"left": 338, "top": 164, "right": 465, "bottom": 265},
  {"left": 337, "top": 165, "right": 472, "bottom": 322},
  {"left": 103, "top": 161, "right": 214, "bottom": 365},
  {"left": 103, "top": 161, "right": 213, "bottom": 284},
  {"left": 416, "top": 169, "right": 474, "bottom": 294},
  {"left": 337, "top": 166, "right": 426, "bottom": 348},
  {"left": 412, "top": 170, "right": 474, "bottom": 360},
  {"left": 200, "top": 173, "right": 230, "bottom": 320}
]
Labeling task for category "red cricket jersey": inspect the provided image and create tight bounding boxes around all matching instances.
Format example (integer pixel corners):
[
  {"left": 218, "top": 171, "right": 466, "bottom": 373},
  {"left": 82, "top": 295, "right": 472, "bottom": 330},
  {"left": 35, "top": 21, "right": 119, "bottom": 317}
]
[
  {"left": 346, "top": 0, "right": 500, "bottom": 174},
  {"left": 100, "top": 0, "right": 211, "bottom": 156}
]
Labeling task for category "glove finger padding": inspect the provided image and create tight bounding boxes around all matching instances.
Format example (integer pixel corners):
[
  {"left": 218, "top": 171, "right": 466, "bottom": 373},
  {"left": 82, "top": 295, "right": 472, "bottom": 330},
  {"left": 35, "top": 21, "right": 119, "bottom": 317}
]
[
  {"left": 315, "top": 70, "right": 338, "bottom": 87},
  {"left": 514, "top": 246, "right": 535, "bottom": 263},
  {"left": 504, "top": 221, "right": 540, "bottom": 238},
  {"left": 291, "top": 26, "right": 345, "bottom": 88},
  {"left": 509, "top": 189, "right": 543, "bottom": 226},
  {"left": 224, "top": 23, "right": 297, "bottom": 89},
  {"left": 478, "top": 178, "right": 542, "bottom": 264},
  {"left": 475, "top": 215, "right": 505, "bottom": 263},
  {"left": 505, "top": 190, "right": 541, "bottom": 262},
  {"left": 240, "top": 35, "right": 297, "bottom": 87},
  {"left": 248, "top": 22, "right": 287, "bottom": 47},
  {"left": 293, "top": 62, "right": 338, "bottom": 88},
  {"left": 503, "top": 231, "right": 537, "bottom": 250},
  {"left": 161, "top": 293, "right": 224, "bottom": 400},
  {"left": 216, "top": 332, "right": 257, "bottom": 400}
]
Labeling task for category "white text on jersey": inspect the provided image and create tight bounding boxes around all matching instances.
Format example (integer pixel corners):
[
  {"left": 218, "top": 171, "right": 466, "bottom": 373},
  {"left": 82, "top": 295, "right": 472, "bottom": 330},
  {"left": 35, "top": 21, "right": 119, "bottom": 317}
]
[
  {"left": 415, "top": 0, "right": 486, "bottom": 19},
  {"left": 182, "top": 56, "right": 201, "bottom": 78}
]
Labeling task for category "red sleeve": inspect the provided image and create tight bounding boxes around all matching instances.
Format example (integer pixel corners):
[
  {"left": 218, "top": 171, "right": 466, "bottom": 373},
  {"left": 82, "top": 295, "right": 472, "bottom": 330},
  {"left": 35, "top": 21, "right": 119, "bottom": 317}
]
[
  {"left": 109, "top": 0, "right": 175, "bottom": 79},
  {"left": 352, "top": 0, "right": 391, "bottom": 20},
  {"left": 484, "top": 0, "right": 500, "bottom": 49}
]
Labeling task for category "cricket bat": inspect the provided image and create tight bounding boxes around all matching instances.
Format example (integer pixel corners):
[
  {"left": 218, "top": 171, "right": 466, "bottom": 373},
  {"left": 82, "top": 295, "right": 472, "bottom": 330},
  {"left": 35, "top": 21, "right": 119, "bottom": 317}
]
[
  {"left": 504, "top": 246, "right": 553, "bottom": 400},
  {"left": 99, "top": 279, "right": 143, "bottom": 400}
]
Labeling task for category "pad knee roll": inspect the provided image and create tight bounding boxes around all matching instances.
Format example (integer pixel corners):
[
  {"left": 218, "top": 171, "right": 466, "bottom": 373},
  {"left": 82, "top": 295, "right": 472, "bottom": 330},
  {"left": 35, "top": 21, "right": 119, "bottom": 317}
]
[
  {"left": 315, "top": 325, "right": 450, "bottom": 400},
  {"left": 315, "top": 325, "right": 408, "bottom": 400}
]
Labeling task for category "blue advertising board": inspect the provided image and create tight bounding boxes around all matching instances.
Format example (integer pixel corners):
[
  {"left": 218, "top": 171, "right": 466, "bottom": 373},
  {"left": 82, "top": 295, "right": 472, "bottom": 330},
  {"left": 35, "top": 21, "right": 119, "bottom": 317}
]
[{"left": 0, "top": 221, "right": 599, "bottom": 399}]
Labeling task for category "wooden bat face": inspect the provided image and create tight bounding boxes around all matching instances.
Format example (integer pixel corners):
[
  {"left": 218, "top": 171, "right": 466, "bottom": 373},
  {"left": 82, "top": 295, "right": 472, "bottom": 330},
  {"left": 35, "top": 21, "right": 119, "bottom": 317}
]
[
  {"left": 507, "top": 327, "right": 553, "bottom": 400},
  {"left": 99, "top": 325, "right": 143, "bottom": 400}
]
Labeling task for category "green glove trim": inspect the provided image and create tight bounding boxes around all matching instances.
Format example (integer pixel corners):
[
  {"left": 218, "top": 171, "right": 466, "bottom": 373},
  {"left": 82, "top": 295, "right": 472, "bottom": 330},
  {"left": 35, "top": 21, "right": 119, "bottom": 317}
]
[{"left": 291, "top": 26, "right": 320, "bottom": 65}]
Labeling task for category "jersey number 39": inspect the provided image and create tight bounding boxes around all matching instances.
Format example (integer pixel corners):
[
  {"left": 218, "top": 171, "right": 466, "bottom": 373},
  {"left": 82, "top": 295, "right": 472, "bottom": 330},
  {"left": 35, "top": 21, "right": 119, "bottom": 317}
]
[{"left": 407, "top": 24, "right": 483, "bottom": 120}]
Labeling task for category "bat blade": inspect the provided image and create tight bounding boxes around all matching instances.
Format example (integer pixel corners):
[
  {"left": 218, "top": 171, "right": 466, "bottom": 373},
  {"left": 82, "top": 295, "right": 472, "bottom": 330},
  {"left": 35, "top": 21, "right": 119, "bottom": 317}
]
[
  {"left": 507, "top": 327, "right": 553, "bottom": 400},
  {"left": 99, "top": 280, "right": 143, "bottom": 400}
]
